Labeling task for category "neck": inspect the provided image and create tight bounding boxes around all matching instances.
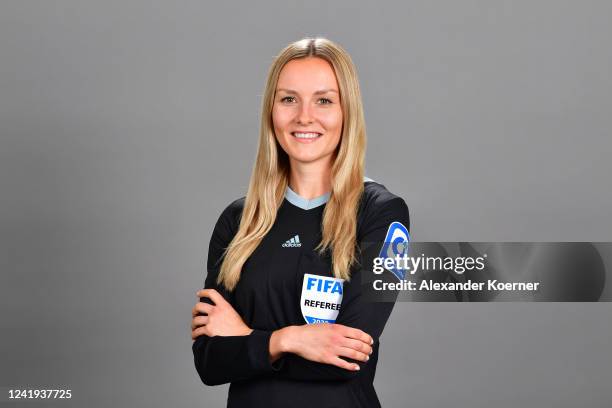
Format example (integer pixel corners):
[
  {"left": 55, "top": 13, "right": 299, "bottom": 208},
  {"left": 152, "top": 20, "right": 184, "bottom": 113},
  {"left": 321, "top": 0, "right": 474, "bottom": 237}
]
[{"left": 288, "top": 157, "right": 332, "bottom": 199}]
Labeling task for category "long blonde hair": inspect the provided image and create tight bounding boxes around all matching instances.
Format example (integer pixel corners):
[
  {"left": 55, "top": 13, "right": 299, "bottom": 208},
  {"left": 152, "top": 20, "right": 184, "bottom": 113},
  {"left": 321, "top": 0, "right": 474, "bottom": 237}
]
[{"left": 218, "top": 37, "right": 367, "bottom": 291}]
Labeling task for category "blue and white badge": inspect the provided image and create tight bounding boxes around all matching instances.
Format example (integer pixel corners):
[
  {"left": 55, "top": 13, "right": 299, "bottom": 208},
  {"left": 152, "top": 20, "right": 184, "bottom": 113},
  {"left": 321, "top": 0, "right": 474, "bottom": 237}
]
[
  {"left": 378, "top": 221, "right": 411, "bottom": 280},
  {"left": 300, "top": 273, "right": 344, "bottom": 324}
]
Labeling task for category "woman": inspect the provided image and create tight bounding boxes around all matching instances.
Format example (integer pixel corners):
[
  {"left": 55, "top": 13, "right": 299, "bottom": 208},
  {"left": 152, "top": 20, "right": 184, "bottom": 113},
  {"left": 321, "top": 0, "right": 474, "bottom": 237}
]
[{"left": 191, "top": 37, "right": 410, "bottom": 408}]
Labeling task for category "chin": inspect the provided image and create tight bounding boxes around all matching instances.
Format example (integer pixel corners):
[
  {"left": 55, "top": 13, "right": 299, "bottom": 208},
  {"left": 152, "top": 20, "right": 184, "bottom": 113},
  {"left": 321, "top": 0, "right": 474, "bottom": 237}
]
[
  {"left": 287, "top": 150, "right": 335, "bottom": 165},
  {"left": 288, "top": 153, "right": 324, "bottom": 164},
  {"left": 277, "top": 136, "right": 338, "bottom": 165}
]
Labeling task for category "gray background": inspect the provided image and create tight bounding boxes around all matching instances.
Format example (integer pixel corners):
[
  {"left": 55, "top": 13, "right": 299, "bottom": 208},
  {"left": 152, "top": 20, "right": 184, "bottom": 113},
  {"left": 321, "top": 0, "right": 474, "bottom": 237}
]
[{"left": 1, "top": 0, "right": 611, "bottom": 407}]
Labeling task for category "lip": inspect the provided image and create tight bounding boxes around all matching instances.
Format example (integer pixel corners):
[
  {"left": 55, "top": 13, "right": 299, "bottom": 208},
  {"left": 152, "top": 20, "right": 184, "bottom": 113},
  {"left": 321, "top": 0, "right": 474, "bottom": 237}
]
[
  {"left": 290, "top": 131, "right": 323, "bottom": 144},
  {"left": 291, "top": 131, "right": 323, "bottom": 135}
]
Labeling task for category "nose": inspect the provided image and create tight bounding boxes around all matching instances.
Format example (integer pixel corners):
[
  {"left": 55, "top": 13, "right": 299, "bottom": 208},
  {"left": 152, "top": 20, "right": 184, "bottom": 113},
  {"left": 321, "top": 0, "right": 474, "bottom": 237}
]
[{"left": 296, "top": 102, "right": 314, "bottom": 125}]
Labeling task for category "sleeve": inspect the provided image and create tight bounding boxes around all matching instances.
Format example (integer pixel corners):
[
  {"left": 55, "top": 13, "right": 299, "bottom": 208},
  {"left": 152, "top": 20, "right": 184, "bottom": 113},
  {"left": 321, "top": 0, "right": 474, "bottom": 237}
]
[
  {"left": 269, "top": 196, "right": 410, "bottom": 381},
  {"left": 192, "top": 202, "right": 279, "bottom": 386}
]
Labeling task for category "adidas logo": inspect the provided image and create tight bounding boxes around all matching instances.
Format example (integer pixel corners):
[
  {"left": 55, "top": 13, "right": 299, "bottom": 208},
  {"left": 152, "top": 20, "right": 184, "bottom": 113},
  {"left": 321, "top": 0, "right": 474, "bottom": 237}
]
[{"left": 282, "top": 235, "right": 301, "bottom": 248}]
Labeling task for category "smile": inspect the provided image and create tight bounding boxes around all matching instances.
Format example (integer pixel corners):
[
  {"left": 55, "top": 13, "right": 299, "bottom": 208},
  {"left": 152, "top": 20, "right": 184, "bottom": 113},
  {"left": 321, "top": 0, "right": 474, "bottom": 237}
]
[{"left": 291, "top": 132, "right": 322, "bottom": 140}]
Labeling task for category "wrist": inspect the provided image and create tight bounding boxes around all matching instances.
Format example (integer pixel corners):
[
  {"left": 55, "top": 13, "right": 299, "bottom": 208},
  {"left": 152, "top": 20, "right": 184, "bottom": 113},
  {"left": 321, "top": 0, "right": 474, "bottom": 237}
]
[
  {"left": 269, "top": 326, "right": 296, "bottom": 362},
  {"left": 279, "top": 326, "right": 297, "bottom": 353}
]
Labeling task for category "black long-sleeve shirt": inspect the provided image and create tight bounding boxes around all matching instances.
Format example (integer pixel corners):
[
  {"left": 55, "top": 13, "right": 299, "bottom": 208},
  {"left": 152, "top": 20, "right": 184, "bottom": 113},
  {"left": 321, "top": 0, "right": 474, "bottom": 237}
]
[{"left": 193, "top": 180, "right": 410, "bottom": 407}]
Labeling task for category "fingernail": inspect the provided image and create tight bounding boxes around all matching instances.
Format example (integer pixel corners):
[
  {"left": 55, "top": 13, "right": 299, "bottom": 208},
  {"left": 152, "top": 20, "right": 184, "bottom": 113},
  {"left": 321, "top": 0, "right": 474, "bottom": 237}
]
[
  {"left": 354, "top": 365, "right": 360, "bottom": 371},
  {"left": 370, "top": 338, "right": 374, "bottom": 345},
  {"left": 365, "top": 355, "right": 369, "bottom": 361},
  {"left": 369, "top": 349, "right": 373, "bottom": 355}
]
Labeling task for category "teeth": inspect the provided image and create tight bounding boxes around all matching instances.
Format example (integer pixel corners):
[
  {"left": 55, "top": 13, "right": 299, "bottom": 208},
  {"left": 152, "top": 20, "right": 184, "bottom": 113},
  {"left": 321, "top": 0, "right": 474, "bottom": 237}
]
[{"left": 293, "top": 132, "right": 321, "bottom": 139}]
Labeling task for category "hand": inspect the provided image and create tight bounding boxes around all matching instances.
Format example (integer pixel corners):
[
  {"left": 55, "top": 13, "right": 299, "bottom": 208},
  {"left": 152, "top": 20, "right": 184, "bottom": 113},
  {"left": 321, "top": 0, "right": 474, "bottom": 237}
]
[
  {"left": 270, "top": 323, "right": 373, "bottom": 371},
  {"left": 191, "top": 289, "right": 253, "bottom": 341}
]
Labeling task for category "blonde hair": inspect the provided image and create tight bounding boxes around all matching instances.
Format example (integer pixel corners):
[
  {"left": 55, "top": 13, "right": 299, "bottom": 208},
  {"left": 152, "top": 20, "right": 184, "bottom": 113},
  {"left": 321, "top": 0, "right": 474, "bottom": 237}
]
[{"left": 218, "top": 37, "right": 366, "bottom": 291}]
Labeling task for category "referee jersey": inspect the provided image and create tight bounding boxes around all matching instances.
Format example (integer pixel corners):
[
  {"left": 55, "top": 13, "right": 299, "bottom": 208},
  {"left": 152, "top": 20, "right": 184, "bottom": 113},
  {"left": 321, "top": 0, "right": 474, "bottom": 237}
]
[{"left": 193, "top": 180, "right": 410, "bottom": 408}]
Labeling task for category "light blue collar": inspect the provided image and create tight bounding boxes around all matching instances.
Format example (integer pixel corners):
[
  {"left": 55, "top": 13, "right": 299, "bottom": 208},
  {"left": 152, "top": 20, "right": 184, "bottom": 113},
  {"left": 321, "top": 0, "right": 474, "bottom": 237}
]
[
  {"left": 283, "top": 176, "right": 374, "bottom": 210},
  {"left": 284, "top": 186, "right": 330, "bottom": 210}
]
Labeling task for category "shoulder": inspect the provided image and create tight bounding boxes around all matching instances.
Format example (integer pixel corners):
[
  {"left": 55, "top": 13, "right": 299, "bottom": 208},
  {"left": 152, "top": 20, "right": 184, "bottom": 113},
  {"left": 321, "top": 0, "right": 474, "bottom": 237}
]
[
  {"left": 219, "top": 196, "right": 245, "bottom": 222},
  {"left": 360, "top": 179, "right": 409, "bottom": 218},
  {"left": 212, "top": 196, "right": 245, "bottom": 240},
  {"left": 357, "top": 180, "right": 410, "bottom": 238},
  {"left": 360, "top": 180, "right": 407, "bottom": 211}
]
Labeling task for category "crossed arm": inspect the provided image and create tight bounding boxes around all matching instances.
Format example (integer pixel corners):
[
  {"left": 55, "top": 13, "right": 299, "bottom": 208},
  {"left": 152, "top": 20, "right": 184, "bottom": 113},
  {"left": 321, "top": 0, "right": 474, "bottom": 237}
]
[
  {"left": 191, "top": 287, "right": 375, "bottom": 386},
  {"left": 192, "top": 197, "right": 409, "bottom": 386}
]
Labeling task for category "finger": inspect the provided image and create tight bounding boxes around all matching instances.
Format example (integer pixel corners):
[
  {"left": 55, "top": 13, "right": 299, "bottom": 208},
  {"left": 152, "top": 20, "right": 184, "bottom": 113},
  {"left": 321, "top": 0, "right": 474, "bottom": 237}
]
[
  {"left": 191, "top": 325, "right": 209, "bottom": 340},
  {"left": 198, "top": 289, "right": 226, "bottom": 306},
  {"left": 336, "top": 346, "right": 370, "bottom": 363},
  {"left": 192, "top": 302, "right": 214, "bottom": 317},
  {"left": 331, "top": 356, "right": 361, "bottom": 371},
  {"left": 336, "top": 324, "right": 373, "bottom": 346},
  {"left": 195, "top": 289, "right": 211, "bottom": 299},
  {"left": 191, "top": 315, "right": 209, "bottom": 330},
  {"left": 340, "top": 337, "right": 373, "bottom": 356},
  {"left": 192, "top": 302, "right": 214, "bottom": 316}
]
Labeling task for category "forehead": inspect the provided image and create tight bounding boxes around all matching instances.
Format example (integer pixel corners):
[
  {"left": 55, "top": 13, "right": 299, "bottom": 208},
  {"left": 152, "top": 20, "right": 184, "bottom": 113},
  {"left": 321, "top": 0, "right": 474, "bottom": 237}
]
[{"left": 277, "top": 57, "right": 339, "bottom": 92}]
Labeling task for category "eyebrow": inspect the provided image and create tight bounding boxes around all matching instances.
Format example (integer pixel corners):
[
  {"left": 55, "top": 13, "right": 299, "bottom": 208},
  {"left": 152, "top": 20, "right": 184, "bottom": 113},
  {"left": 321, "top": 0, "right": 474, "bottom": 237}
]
[{"left": 276, "top": 88, "right": 339, "bottom": 95}]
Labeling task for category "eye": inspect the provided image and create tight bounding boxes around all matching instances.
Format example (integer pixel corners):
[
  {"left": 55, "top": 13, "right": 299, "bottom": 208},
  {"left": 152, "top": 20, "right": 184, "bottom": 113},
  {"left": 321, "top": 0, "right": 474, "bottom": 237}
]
[
  {"left": 318, "top": 98, "right": 333, "bottom": 105},
  {"left": 280, "top": 96, "right": 296, "bottom": 103}
]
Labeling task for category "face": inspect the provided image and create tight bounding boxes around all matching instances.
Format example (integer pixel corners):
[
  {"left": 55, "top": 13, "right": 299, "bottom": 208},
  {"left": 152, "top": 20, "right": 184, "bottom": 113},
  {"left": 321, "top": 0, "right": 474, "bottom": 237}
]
[{"left": 272, "top": 57, "right": 343, "bottom": 166}]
